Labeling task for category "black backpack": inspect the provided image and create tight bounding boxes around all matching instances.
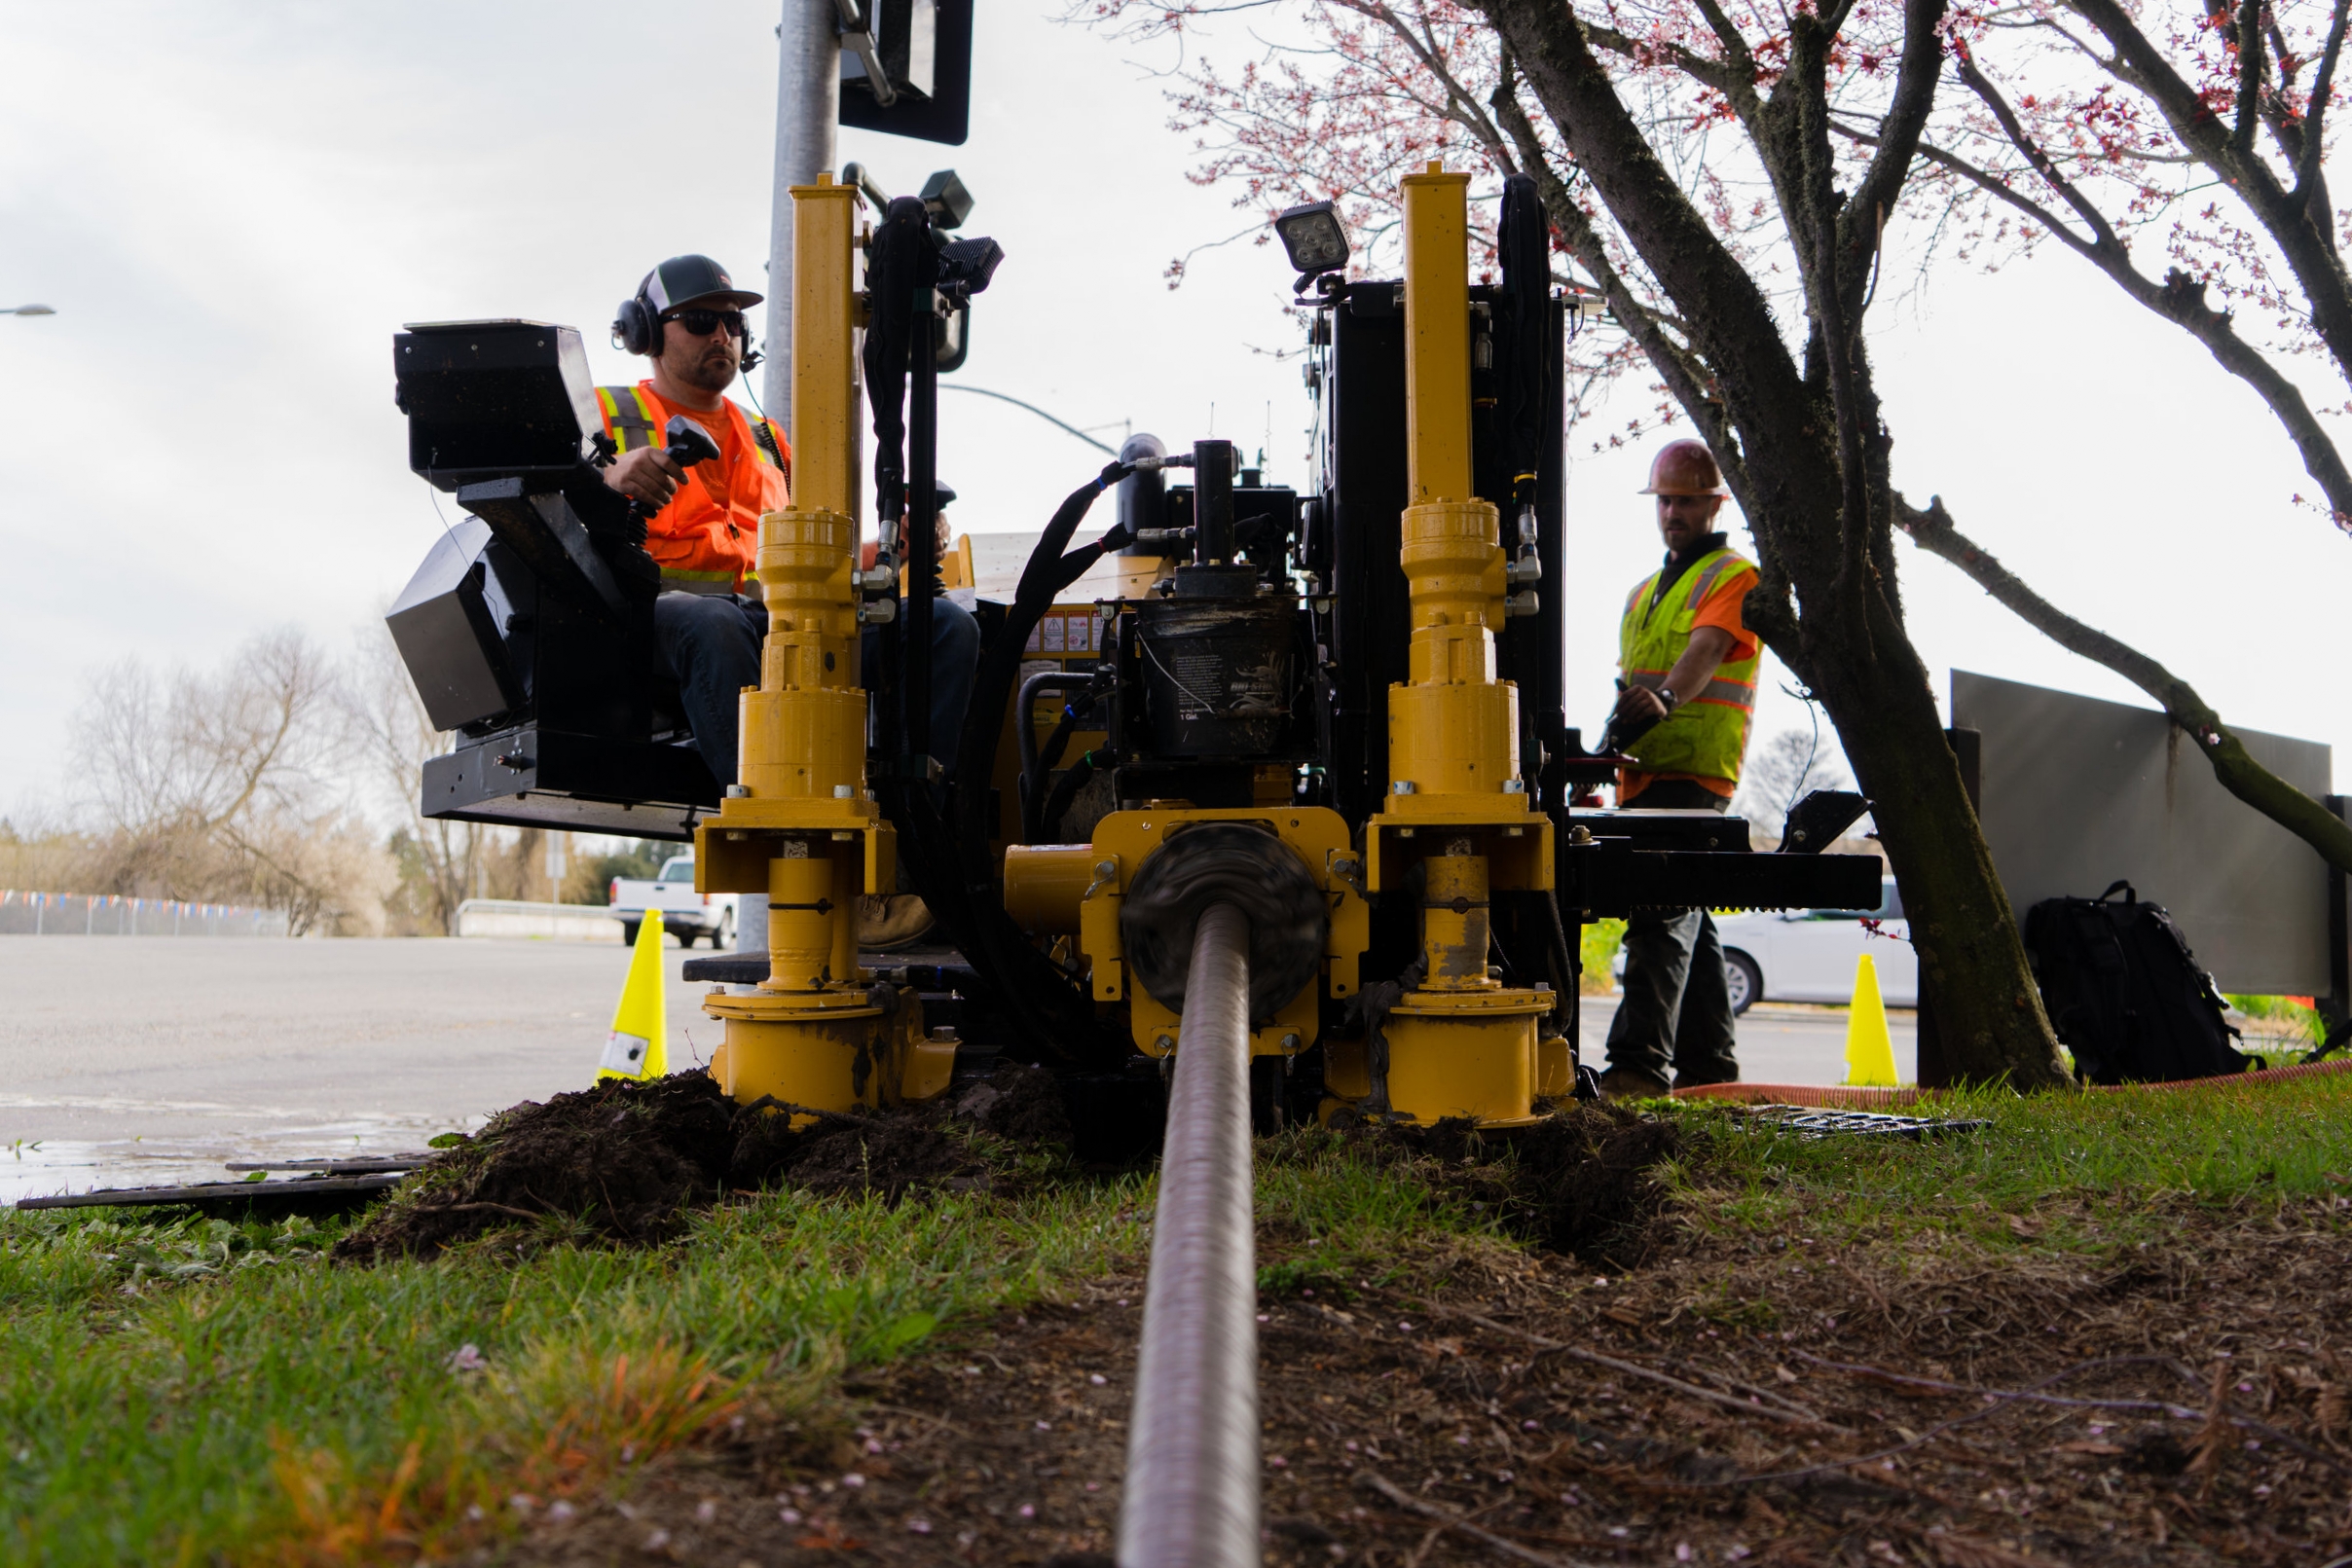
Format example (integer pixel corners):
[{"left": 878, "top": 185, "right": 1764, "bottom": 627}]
[{"left": 2022, "top": 881, "right": 2250, "bottom": 1086}]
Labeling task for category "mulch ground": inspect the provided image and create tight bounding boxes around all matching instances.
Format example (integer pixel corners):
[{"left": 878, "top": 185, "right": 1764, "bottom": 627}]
[{"left": 491, "top": 1185, "right": 2352, "bottom": 1566}]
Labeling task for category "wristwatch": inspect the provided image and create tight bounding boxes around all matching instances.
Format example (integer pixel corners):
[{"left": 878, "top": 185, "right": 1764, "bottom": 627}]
[{"left": 1653, "top": 686, "right": 1682, "bottom": 712}]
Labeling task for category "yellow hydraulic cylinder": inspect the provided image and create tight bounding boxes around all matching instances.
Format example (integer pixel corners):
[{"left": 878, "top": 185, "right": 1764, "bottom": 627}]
[
  {"left": 1418, "top": 845, "right": 1494, "bottom": 992},
  {"left": 696, "top": 173, "right": 942, "bottom": 1117},
  {"left": 1404, "top": 168, "right": 1474, "bottom": 508},
  {"left": 1354, "top": 163, "right": 1555, "bottom": 1129}
]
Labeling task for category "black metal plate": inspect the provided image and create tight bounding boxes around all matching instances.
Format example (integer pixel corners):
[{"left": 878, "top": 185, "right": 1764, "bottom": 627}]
[
  {"left": 1562, "top": 843, "right": 1884, "bottom": 918},
  {"left": 423, "top": 724, "right": 719, "bottom": 842}
]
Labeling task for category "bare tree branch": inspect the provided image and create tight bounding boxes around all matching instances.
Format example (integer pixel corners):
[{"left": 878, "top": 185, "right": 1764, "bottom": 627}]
[
  {"left": 1840, "top": 0, "right": 1953, "bottom": 318},
  {"left": 1900, "top": 495, "right": 2352, "bottom": 878},
  {"left": 2297, "top": 0, "right": 2352, "bottom": 215},
  {"left": 1952, "top": 45, "right": 2125, "bottom": 252},
  {"left": 1842, "top": 101, "right": 2352, "bottom": 526},
  {"left": 2233, "top": 0, "right": 2264, "bottom": 155}
]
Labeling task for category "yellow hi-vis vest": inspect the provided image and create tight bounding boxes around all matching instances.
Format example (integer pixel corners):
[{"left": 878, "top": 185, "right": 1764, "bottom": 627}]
[{"left": 1618, "top": 547, "right": 1759, "bottom": 784}]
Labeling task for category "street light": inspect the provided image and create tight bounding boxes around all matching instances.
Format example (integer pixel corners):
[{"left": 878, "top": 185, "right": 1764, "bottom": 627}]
[{"left": 5, "top": 305, "right": 55, "bottom": 316}]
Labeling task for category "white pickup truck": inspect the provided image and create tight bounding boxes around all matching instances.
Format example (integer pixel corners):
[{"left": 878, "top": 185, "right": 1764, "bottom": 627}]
[{"left": 607, "top": 855, "right": 738, "bottom": 949}]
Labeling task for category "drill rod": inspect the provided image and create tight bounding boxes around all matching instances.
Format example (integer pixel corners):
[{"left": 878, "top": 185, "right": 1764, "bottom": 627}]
[{"left": 1117, "top": 899, "right": 1261, "bottom": 1568}]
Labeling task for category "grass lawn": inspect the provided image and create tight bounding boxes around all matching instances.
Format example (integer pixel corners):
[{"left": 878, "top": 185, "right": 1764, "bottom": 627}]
[{"left": 4, "top": 1072, "right": 2349, "bottom": 1565}]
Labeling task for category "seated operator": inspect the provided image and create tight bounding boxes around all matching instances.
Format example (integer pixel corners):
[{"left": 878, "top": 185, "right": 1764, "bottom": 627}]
[{"left": 597, "top": 254, "right": 790, "bottom": 787}]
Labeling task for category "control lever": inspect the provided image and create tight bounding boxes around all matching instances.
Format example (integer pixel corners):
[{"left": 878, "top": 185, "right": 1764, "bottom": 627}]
[
  {"left": 628, "top": 416, "right": 722, "bottom": 523},
  {"left": 1599, "top": 676, "right": 1663, "bottom": 755}
]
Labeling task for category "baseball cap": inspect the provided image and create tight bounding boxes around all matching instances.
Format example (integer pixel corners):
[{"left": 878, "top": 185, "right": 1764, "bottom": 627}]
[{"left": 640, "top": 254, "right": 763, "bottom": 313}]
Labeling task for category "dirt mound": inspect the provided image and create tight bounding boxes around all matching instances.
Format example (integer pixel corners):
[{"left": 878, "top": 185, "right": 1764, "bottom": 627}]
[
  {"left": 759, "top": 1108, "right": 994, "bottom": 1203},
  {"left": 949, "top": 1062, "right": 1075, "bottom": 1146},
  {"left": 1361, "top": 1103, "right": 1685, "bottom": 1265},
  {"left": 336, "top": 1073, "right": 737, "bottom": 1261},
  {"left": 339, "top": 1066, "right": 1071, "bottom": 1262}
]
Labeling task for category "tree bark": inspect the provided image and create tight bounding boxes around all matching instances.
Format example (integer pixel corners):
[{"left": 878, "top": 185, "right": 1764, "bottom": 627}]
[
  {"left": 1479, "top": 0, "right": 2072, "bottom": 1088},
  {"left": 1900, "top": 495, "right": 2352, "bottom": 879}
]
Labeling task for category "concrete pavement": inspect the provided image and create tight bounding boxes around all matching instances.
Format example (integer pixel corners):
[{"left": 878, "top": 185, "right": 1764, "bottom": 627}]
[
  {"left": 1577, "top": 994, "right": 1917, "bottom": 1086},
  {"left": 0, "top": 937, "right": 724, "bottom": 1203},
  {"left": 0, "top": 938, "right": 1912, "bottom": 1203}
]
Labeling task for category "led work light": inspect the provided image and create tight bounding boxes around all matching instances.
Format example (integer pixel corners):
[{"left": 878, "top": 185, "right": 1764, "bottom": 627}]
[{"left": 1272, "top": 201, "right": 1350, "bottom": 275}]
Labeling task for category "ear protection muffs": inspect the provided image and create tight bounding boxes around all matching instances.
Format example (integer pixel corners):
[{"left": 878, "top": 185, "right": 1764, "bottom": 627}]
[
  {"left": 611, "top": 278, "right": 661, "bottom": 357},
  {"left": 612, "top": 268, "right": 762, "bottom": 370}
]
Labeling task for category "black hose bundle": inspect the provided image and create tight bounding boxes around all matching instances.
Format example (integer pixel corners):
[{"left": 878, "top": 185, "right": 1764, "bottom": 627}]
[
  {"left": 880, "top": 460, "right": 1139, "bottom": 1069},
  {"left": 1016, "top": 670, "right": 1103, "bottom": 844},
  {"left": 1035, "top": 748, "right": 1102, "bottom": 844},
  {"left": 1495, "top": 172, "right": 1549, "bottom": 529},
  {"left": 942, "top": 465, "right": 1140, "bottom": 1060}
]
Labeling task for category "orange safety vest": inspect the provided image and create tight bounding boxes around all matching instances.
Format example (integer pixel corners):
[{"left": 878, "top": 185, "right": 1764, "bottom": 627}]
[{"left": 596, "top": 383, "right": 791, "bottom": 595}]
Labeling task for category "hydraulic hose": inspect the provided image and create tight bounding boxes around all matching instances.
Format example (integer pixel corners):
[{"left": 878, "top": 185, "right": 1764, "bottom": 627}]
[
  {"left": 1118, "top": 899, "right": 1259, "bottom": 1568},
  {"left": 1035, "top": 749, "right": 1100, "bottom": 844},
  {"left": 923, "top": 461, "right": 1138, "bottom": 1066},
  {"left": 1017, "top": 671, "right": 1097, "bottom": 843}
]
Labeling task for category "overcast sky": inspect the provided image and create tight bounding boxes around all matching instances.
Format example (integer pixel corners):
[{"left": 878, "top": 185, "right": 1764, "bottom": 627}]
[{"left": 0, "top": 0, "right": 2341, "bottom": 825}]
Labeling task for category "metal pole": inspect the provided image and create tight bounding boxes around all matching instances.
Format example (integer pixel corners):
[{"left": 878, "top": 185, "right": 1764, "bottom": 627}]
[
  {"left": 766, "top": 0, "right": 840, "bottom": 435},
  {"left": 740, "top": 0, "right": 839, "bottom": 969},
  {"left": 1119, "top": 900, "right": 1260, "bottom": 1568}
]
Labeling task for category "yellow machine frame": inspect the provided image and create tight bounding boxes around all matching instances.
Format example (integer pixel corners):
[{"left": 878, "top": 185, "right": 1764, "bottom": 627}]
[
  {"left": 694, "top": 172, "right": 953, "bottom": 1118},
  {"left": 691, "top": 161, "right": 1563, "bottom": 1129},
  {"left": 1348, "top": 163, "right": 1562, "bottom": 1127},
  {"left": 1003, "top": 808, "right": 1370, "bottom": 1060}
]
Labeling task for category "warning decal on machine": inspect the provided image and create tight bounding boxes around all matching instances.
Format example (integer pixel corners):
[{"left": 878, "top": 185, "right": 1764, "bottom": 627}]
[{"left": 1023, "top": 612, "right": 1103, "bottom": 656}]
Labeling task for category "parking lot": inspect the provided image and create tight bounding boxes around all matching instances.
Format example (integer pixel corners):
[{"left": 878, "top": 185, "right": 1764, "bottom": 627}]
[{"left": 0, "top": 938, "right": 1908, "bottom": 1201}]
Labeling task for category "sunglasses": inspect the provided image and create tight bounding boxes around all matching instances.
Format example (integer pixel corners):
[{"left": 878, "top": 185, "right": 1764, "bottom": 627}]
[{"left": 664, "top": 308, "right": 748, "bottom": 340}]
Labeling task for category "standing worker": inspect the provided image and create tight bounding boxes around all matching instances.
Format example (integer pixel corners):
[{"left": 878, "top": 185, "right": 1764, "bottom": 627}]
[
  {"left": 597, "top": 254, "right": 791, "bottom": 787},
  {"left": 1599, "top": 438, "right": 1761, "bottom": 1099}
]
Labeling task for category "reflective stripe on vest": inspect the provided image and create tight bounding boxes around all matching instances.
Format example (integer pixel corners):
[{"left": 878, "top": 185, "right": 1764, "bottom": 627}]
[
  {"left": 601, "top": 384, "right": 786, "bottom": 473},
  {"left": 749, "top": 416, "right": 786, "bottom": 471},
  {"left": 598, "top": 385, "right": 657, "bottom": 451},
  {"left": 1618, "top": 546, "right": 1759, "bottom": 784},
  {"left": 659, "top": 571, "right": 746, "bottom": 596}
]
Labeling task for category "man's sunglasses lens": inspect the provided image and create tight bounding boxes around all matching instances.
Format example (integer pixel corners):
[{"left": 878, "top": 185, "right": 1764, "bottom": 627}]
[{"left": 668, "top": 309, "right": 746, "bottom": 338}]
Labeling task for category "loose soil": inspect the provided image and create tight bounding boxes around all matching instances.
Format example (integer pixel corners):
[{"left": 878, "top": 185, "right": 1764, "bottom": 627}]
[
  {"left": 484, "top": 1189, "right": 2352, "bottom": 1567},
  {"left": 1365, "top": 1107, "right": 1686, "bottom": 1266},
  {"left": 336, "top": 1065, "right": 1074, "bottom": 1261},
  {"left": 326, "top": 1087, "right": 2352, "bottom": 1564}
]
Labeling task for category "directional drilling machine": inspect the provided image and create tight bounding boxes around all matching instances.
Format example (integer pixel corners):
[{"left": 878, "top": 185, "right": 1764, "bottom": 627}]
[{"left": 386, "top": 163, "right": 1879, "bottom": 1149}]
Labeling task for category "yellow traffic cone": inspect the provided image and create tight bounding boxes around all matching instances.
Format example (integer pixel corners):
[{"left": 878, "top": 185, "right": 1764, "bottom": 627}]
[
  {"left": 599, "top": 910, "right": 668, "bottom": 1082},
  {"left": 1843, "top": 952, "right": 1898, "bottom": 1087}
]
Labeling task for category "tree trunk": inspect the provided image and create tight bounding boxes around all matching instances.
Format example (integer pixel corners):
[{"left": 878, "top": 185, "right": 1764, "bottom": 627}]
[
  {"left": 1478, "top": 0, "right": 2074, "bottom": 1089},
  {"left": 1798, "top": 599, "right": 2070, "bottom": 1088}
]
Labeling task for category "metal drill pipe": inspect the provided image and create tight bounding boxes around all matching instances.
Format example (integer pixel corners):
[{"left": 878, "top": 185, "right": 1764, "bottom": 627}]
[{"left": 1119, "top": 899, "right": 1260, "bottom": 1568}]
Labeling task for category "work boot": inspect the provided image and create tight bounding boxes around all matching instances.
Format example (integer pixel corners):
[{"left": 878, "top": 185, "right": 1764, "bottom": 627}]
[
  {"left": 1597, "top": 1066, "right": 1672, "bottom": 1102},
  {"left": 857, "top": 893, "right": 937, "bottom": 951}
]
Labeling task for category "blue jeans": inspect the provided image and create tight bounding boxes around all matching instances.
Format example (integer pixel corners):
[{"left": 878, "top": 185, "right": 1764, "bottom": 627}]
[
  {"left": 656, "top": 592, "right": 980, "bottom": 790},
  {"left": 862, "top": 597, "right": 981, "bottom": 779},
  {"left": 652, "top": 592, "right": 764, "bottom": 785}
]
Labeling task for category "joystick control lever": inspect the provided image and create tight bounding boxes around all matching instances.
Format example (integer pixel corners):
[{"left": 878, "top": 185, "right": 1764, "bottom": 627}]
[{"left": 626, "top": 416, "right": 723, "bottom": 525}]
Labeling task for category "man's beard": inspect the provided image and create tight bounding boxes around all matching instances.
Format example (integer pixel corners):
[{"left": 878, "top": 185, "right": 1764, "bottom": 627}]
[{"left": 679, "top": 347, "right": 736, "bottom": 394}]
